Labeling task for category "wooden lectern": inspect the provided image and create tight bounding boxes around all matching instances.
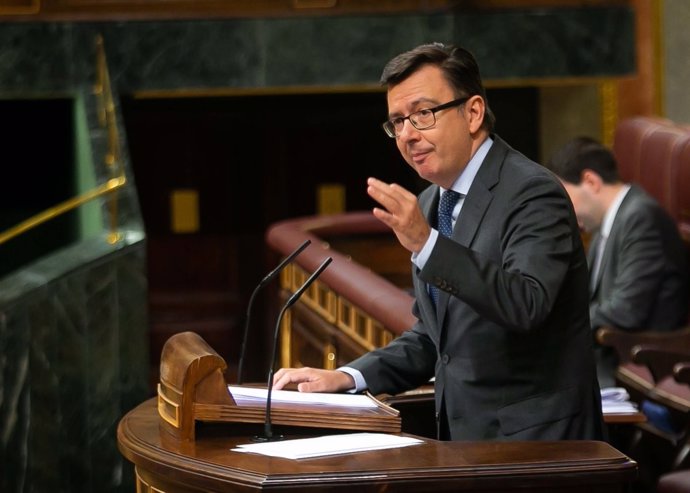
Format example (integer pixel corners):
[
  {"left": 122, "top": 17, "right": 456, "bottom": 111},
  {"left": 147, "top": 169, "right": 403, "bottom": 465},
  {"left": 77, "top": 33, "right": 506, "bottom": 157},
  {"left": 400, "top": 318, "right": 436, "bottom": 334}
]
[
  {"left": 156, "top": 331, "right": 400, "bottom": 441},
  {"left": 118, "top": 331, "right": 637, "bottom": 492}
]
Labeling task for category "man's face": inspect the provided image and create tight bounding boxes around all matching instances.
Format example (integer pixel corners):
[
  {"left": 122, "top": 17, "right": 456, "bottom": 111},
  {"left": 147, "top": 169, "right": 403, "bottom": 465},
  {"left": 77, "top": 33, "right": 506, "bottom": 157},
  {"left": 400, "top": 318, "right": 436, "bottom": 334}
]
[
  {"left": 561, "top": 181, "right": 602, "bottom": 233},
  {"left": 386, "top": 64, "right": 476, "bottom": 189}
]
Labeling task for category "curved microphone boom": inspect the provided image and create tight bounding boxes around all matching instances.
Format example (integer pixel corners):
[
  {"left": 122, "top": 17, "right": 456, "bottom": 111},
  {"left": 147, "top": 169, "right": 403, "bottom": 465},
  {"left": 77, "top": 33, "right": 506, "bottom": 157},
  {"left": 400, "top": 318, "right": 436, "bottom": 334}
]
[
  {"left": 257, "top": 256, "right": 333, "bottom": 441},
  {"left": 237, "top": 239, "right": 311, "bottom": 384}
]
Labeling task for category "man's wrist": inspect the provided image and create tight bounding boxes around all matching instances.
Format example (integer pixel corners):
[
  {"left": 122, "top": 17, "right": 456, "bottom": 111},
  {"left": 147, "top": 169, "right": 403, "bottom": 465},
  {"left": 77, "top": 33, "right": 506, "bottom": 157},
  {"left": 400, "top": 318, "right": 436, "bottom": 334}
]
[{"left": 336, "top": 366, "right": 367, "bottom": 393}]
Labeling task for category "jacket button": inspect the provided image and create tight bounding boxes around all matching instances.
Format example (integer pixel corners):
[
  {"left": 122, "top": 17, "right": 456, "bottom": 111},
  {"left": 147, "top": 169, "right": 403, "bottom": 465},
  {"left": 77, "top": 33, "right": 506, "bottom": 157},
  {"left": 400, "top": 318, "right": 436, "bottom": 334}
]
[{"left": 441, "top": 354, "right": 450, "bottom": 364}]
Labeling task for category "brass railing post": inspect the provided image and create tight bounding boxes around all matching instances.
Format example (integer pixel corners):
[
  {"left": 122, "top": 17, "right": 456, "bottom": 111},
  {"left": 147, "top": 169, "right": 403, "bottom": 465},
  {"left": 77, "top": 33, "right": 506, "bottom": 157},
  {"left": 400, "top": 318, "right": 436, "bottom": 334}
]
[
  {"left": 94, "top": 34, "right": 124, "bottom": 244},
  {"left": 0, "top": 34, "right": 128, "bottom": 247}
]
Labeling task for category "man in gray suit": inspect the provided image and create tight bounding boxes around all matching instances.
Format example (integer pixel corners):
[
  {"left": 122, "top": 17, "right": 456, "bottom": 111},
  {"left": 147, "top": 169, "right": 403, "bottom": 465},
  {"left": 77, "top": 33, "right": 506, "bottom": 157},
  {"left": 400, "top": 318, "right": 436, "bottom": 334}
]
[
  {"left": 274, "top": 43, "right": 605, "bottom": 441},
  {"left": 548, "top": 137, "right": 689, "bottom": 388}
]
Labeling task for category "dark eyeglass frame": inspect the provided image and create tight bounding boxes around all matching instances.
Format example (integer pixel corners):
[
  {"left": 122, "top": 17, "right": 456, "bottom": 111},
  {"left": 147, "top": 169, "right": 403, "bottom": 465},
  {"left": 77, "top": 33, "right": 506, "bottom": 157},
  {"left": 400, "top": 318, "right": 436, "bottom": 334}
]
[{"left": 382, "top": 96, "right": 470, "bottom": 138}]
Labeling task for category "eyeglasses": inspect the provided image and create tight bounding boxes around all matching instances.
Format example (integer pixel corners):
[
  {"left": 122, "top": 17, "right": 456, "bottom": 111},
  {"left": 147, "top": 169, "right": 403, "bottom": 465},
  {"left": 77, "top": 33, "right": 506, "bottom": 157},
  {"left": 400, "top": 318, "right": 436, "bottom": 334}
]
[{"left": 382, "top": 97, "right": 470, "bottom": 138}]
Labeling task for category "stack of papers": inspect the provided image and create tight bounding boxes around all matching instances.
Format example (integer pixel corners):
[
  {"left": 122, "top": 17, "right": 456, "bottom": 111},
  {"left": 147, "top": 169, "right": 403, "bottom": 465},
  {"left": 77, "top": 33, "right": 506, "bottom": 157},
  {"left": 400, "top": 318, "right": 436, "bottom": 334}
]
[
  {"left": 601, "top": 387, "right": 638, "bottom": 414},
  {"left": 227, "top": 386, "right": 378, "bottom": 409},
  {"left": 232, "top": 432, "right": 423, "bottom": 460}
]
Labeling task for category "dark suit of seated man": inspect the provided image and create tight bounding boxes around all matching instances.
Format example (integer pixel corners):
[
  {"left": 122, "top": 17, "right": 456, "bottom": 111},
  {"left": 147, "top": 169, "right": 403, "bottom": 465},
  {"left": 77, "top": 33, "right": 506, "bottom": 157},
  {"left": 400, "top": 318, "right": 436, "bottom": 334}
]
[
  {"left": 547, "top": 136, "right": 690, "bottom": 388},
  {"left": 274, "top": 43, "right": 605, "bottom": 442}
]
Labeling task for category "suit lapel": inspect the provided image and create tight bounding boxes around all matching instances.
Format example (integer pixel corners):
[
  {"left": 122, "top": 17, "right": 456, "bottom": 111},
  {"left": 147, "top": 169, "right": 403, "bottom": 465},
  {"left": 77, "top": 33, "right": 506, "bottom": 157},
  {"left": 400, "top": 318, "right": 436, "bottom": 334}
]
[
  {"left": 436, "top": 137, "right": 502, "bottom": 328},
  {"left": 454, "top": 136, "right": 502, "bottom": 247}
]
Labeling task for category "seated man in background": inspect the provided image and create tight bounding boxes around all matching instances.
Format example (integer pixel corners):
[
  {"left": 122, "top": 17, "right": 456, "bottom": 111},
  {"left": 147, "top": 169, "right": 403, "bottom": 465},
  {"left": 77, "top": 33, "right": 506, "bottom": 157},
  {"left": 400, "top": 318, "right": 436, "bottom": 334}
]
[{"left": 547, "top": 136, "right": 689, "bottom": 388}]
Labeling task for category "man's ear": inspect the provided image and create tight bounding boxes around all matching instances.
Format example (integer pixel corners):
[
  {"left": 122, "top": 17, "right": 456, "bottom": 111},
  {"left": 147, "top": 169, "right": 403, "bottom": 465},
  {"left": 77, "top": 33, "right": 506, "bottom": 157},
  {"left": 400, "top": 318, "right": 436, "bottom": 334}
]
[
  {"left": 581, "top": 169, "right": 603, "bottom": 191},
  {"left": 466, "top": 95, "right": 486, "bottom": 134}
]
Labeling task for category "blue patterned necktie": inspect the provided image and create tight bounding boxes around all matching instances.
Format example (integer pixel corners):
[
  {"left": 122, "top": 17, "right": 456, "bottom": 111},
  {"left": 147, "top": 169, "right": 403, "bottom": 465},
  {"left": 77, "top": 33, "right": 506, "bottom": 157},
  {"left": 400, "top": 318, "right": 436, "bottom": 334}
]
[{"left": 430, "top": 189, "right": 461, "bottom": 305}]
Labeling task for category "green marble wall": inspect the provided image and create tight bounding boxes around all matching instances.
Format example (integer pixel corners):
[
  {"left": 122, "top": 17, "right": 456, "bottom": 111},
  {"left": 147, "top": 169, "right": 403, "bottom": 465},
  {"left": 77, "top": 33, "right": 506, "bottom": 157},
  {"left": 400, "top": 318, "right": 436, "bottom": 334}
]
[
  {"left": 0, "top": 235, "right": 147, "bottom": 493},
  {"left": 0, "top": 7, "right": 634, "bottom": 96}
]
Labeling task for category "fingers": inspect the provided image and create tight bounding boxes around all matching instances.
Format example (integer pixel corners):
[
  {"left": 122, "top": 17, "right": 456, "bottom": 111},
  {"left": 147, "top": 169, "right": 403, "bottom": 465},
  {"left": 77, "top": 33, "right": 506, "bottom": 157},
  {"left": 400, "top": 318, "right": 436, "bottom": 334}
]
[
  {"left": 367, "top": 177, "right": 431, "bottom": 253},
  {"left": 367, "top": 177, "right": 416, "bottom": 217},
  {"left": 272, "top": 367, "right": 308, "bottom": 390},
  {"left": 271, "top": 368, "right": 355, "bottom": 393},
  {"left": 272, "top": 367, "right": 327, "bottom": 391}
]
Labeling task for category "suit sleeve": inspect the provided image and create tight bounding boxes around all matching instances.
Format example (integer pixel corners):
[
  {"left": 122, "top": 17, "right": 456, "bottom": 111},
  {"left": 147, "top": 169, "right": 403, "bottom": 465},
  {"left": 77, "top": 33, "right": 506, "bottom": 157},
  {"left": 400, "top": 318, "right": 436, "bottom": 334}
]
[
  {"left": 347, "top": 309, "right": 437, "bottom": 395},
  {"left": 420, "top": 174, "right": 576, "bottom": 331}
]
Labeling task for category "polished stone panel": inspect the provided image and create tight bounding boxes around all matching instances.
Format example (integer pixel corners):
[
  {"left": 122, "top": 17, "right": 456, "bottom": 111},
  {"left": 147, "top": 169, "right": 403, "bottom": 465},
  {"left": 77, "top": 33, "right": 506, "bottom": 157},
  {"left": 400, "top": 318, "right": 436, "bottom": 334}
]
[
  {"left": 0, "top": 6, "right": 635, "bottom": 97},
  {"left": 91, "top": 8, "right": 632, "bottom": 92},
  {"left": 0, "top": 23, "right": 75, "bottom": 93},
  {"left": 455, "top": 7, "right": 635, "bottom": 79},
  {"left": 0, "top": 236, "right": 147, "bottom": 493}
]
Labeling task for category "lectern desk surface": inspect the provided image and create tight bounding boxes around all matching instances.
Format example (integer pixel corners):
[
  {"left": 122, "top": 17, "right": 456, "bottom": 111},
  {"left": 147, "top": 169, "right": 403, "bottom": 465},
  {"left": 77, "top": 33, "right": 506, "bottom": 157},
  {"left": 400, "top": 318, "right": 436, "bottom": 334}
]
[{"left": 118, "top": 398, "right": 636, "bottom": 493}]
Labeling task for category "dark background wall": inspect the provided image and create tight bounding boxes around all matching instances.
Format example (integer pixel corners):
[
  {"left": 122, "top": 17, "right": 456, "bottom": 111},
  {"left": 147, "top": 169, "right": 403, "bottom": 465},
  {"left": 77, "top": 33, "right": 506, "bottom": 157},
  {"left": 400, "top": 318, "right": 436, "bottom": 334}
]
[
  {"left": 0, "top": 99, "right": 77, "bottom": 277},
  {"left": 120, "top": 86, "right": 539, "bottom": 381}
]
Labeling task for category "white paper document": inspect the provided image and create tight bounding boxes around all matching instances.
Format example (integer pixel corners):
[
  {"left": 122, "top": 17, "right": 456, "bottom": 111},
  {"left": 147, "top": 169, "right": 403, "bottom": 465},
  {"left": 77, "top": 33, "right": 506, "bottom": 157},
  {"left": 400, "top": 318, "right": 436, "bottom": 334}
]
[
  {"left": 601, "top": 387, "right": 638, "bottom": 414},
  {"left": 232, "top": 432, "right": 423, "bottom": 459},
  {"left": 227, "top": 386, "right": 379, "bottom": 409},
  {"left": 602, "top": 401, "right": 639, "bottom": 414}
]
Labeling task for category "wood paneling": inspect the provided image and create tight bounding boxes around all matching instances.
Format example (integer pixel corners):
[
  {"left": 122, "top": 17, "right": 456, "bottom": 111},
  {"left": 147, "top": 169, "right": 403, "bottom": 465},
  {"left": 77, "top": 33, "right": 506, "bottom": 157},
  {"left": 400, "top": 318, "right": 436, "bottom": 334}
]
[{"left": 2, "top": 0, "right": 454, "bottom": 20}]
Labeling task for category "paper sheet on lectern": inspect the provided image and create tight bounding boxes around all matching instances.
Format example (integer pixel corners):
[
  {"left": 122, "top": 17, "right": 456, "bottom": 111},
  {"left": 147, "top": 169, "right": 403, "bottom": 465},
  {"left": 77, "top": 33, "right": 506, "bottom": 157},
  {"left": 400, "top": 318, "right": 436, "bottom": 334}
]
[
  {"left": 232, "top": 432, "right": 423, "bottom": 459},
  {"left": 227, "top": 386, "right": 378, "bottom": 408}
]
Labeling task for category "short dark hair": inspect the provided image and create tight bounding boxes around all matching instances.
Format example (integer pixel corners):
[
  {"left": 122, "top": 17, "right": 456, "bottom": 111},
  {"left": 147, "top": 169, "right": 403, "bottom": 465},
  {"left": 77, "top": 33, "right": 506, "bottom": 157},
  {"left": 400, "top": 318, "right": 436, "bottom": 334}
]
[
  {"left": 546, "top": 136, "right": 620, "bottom": 184},
  {"left": 380, "top": 42, "right": 495, "bottom": 132}
]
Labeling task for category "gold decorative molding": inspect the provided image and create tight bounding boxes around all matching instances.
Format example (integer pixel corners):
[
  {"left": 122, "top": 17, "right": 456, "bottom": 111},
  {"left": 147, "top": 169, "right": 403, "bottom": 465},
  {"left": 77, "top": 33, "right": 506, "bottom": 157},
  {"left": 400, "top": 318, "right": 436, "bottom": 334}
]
[
  {"left": 170, "top": 189, "right": 200, "bottom": 234},
  {"left": 279, "top": 263, "right": 397, "bottom": 368},
  {"left": 280, "top": 308, "right": 292, "bottom": 368},
  {"left": 132, "top": 83, "right": 384, "bottom": 100},
  {"left": 653, "top": 0, "right": 665, "bottom": 115},
  {"left": 317, "top": 183, "right": 346, "bottom": 216},
  {"left": 0, "top": 0, "right": 39, "bottom": 15},
  {"left": 599, "top": 80, "right": 619, "bottom": 147},
  {"left": 292, "top": 0, "right": 337, "bottom": 8}
]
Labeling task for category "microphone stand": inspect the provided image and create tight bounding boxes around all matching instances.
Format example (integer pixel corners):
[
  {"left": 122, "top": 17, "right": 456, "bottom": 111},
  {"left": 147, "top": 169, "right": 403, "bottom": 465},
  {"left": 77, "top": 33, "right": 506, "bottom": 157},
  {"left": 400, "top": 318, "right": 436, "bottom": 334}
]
[
  {"left": 255, "top": 256, "right": 333, "bottom": 442},
  {"left": 237, "top": 239, "right": 311, "bottom": 384}
]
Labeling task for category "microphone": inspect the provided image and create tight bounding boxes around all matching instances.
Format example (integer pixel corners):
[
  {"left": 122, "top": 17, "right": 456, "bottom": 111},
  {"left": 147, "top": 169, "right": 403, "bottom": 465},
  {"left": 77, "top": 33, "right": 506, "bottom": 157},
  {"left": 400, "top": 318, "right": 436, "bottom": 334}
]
[
  {"left": 237, "top": 239, "right": 311, "bottom": 384},
  {"left": 256, "top": 256, "right": 333, "bottom": 441}
]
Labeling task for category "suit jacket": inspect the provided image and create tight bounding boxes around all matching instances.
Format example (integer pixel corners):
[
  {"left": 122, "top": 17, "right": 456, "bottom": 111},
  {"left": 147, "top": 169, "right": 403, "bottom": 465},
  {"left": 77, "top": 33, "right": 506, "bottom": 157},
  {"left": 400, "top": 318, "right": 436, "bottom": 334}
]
[
  {"left": 589, "top": 185, "right": 689, "bottom": 386},
  {"left": 349, "top": 135, "right": 605, "bottom": 441}
]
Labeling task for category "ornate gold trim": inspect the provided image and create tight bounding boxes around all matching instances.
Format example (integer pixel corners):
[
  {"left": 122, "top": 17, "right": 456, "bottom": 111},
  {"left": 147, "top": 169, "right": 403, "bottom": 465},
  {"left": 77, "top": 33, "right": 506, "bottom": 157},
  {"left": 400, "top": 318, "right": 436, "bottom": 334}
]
[{"left": 280, "top": 263, "right": 396, "bottom": 365}]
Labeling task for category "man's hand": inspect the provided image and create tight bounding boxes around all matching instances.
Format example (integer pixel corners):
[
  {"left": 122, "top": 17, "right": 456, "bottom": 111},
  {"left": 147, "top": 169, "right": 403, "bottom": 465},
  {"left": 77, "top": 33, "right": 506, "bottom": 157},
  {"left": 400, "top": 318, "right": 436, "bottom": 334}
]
[
  {"left": 272, "top": 367, "right": 355, "bottom": 393},
  {"left": 367, "top": 177, "right": 431, "bottom": 253}
]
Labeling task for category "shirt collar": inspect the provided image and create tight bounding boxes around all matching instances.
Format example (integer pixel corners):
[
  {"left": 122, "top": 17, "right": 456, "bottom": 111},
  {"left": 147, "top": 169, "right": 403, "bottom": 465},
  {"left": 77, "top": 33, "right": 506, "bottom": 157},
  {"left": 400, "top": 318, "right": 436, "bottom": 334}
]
[
  {"left": 441, "top": 136, "right": 494, "bottom": 195},
  {"left": 601, "top": 184, "right": 631, "bottom": 238}
]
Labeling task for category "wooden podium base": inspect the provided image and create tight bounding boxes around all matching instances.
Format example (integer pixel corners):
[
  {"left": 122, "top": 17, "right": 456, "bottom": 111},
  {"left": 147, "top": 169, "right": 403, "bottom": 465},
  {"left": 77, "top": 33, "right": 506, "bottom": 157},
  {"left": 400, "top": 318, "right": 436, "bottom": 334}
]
[{"left": 118, "top": 398, "right": 636, "bottom": 493}]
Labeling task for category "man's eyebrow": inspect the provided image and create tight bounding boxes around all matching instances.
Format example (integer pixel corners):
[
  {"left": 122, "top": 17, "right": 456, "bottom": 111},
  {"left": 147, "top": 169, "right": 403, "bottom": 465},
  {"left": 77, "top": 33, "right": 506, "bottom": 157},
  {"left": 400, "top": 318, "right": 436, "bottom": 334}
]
[{"left": 388, "top": 97, "right": 438, "bottom": 118}]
